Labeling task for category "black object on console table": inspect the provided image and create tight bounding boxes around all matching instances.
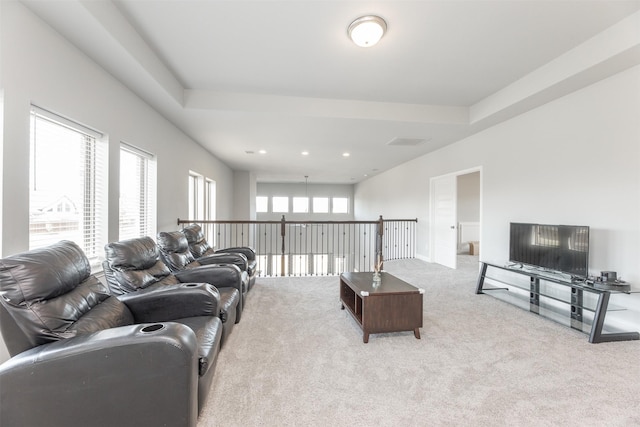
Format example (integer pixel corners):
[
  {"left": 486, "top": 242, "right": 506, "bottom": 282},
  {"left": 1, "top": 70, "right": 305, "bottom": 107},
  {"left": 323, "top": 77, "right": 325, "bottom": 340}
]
[{"left": 476, "top": 262, "right": 640, "bottom": 344}]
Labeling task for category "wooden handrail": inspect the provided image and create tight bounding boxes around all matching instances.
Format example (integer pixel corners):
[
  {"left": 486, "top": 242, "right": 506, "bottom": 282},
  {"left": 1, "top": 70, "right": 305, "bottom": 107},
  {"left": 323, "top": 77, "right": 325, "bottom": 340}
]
[{"left": 176, "top": 216, "right": 418, "bottom": 276}]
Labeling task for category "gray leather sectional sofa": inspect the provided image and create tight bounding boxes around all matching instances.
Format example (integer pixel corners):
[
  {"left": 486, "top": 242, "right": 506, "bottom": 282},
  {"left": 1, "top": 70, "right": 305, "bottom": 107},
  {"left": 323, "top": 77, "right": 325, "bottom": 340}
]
[{"left": 0, "top": 240, "right": 223, "bottom": 426}]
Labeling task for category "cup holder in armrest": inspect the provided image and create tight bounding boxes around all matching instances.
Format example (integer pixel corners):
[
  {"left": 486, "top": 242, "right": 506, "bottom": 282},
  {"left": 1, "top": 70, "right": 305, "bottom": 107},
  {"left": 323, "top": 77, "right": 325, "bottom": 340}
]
[{"left": 140, "top": 323, "right": 165, "bottom": 333}]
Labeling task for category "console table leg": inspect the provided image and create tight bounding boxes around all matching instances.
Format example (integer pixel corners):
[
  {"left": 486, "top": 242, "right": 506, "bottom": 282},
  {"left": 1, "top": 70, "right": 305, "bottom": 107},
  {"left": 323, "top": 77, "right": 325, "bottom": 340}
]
[
  {"left": 570, "top": 288, "right": 583, "bottom": 331},
  {"left": 363, "top": 332, "right": 369, "bottom": 344},
  {"left": 475, "top": 262, "right": 488, "bottom": 294},
  {"left": 530, "top": 277, "right": 540, "bottom": 314},
  {"left": 590, "top": 292, "right": 609, "bottom": 343},
  {"left": 414, "top": 328, "right": 421, "bottom": 339}
]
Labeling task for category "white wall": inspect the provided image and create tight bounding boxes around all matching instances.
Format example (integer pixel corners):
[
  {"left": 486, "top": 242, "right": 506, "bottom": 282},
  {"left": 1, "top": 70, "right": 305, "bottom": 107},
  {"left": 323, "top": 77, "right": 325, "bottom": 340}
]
[
  {"left": 0, "top": 1, "right": 234, "bottom": 255},
  {"left": 0, "top": 2, "right": 235, "bottom": 362},
  {"left": 355, "top": 65, "right": 640, "bottom": 331},
  {"left": 233, "top": 170, "right": 256, "bottom": 220}
]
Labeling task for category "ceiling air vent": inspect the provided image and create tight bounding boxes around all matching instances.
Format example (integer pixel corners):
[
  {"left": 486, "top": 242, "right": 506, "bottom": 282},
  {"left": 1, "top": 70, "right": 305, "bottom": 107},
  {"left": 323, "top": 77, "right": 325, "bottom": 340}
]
[{"left": 386, "top": 137, "right": 430, "bottom": 146}]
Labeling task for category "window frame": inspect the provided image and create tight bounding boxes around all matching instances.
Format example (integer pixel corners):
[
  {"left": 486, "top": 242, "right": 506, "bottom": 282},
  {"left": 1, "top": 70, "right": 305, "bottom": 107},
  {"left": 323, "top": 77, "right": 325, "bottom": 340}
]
[
  {"left": 28, "top": 106, "right": 107, "bottom": 266},
  {"left": 332, "top": 197, "right": 349, "bottom": 214},
  {"left": 256, "top": 196, "right": 269, "bottom": 213},
  {"left": 118, "top": 142, "right": 157, "bottom": 240},
  {"left": 272, "top": 196, "right": 289, "bottom": 213},
  {"left": 188, "top": 172, "right": 204, "bottom": 220},
  {"left": 312, "top": 197, "right": 329, "bottom": 213},
  {"left": 292, "top": 196, "right": 309, "bottom": 213}
]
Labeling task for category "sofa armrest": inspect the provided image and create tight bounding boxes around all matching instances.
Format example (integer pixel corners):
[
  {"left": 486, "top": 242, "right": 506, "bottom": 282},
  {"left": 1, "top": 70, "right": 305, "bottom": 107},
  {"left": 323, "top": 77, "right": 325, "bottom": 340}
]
[
  {"left": 0, "top": 323, "right": 199, "bottom": 427},
  {"left": 118, "top": 283, "right": 221, "bottom": 323},
  {"left": 215, "top": 246, "right": 256, "bottom": 261},
  {"left": 197, "top": 252, "right": 248, "bottom": 271},
  {"left": 174, "top": 264, "right": 243, "bottom": 293}
]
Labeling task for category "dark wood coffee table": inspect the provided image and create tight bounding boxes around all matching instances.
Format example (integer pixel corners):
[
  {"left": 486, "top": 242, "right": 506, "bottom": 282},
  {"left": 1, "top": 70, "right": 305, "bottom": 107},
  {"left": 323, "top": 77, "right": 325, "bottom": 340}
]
[{"left": 340, "top": 271, "right": 423, "bottom": 343}]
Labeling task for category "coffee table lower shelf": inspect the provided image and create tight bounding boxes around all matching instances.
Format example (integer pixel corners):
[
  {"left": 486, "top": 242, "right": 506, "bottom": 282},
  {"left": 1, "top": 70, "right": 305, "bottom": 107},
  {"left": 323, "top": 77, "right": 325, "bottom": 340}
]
[{"left": 340, "top": 272, "right": 423, "bottom": 343}]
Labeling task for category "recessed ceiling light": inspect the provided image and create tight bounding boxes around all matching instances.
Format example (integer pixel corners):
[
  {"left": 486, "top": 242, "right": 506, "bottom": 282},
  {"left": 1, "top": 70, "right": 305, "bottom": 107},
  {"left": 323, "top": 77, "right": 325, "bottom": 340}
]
[
  {"left": 301, "top": 151, "right": 309, "bottom": 156},
  {"left": 342, "top": 152, "right": 350, "bottom": 157},
  {"left": 258, "top": 149, "right": 267, "bottom": 154}
]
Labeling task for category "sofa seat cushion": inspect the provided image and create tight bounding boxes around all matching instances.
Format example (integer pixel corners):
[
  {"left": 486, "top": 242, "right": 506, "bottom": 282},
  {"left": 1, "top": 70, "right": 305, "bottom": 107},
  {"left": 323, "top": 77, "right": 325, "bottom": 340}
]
[{"left": 172, "top": 315, "right": 222, "bottom": 377}]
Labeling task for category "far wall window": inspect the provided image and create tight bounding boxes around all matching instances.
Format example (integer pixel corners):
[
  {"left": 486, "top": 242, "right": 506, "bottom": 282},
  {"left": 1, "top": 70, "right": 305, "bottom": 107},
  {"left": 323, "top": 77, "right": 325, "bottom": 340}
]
[
  {"left": 293, "top": 197, "right": 309, "bottom": 213},
  {"left": 256, "top": 195, "right": 349, "bottom": 215},
  {"left": 313, "top": 197, "right": 329, "bottom": 213},
  {"left": 273, "top": 196, "right": 289, "bottom": 213},
  {"left": 256, "top": 196, "right": 268, "bottom": 213},
  {"left": 332, "top": 197, "right": 348, "bottom": 214}
]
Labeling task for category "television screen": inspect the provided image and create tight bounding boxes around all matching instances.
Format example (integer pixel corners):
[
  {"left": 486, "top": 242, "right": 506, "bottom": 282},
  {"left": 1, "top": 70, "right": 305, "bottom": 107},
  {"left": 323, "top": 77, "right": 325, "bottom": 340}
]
[{"left": 509, "top": 222, "right": 589, "bottom": 278}]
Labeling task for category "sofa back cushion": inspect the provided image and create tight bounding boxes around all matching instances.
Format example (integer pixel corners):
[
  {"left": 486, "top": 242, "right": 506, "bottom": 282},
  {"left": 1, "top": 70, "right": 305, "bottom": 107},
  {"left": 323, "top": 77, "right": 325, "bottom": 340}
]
[
  {"left": 104, "top": 236, "right": 178, "bottom": 295},
  {"left": 0, "top": 241, "right": 133, "bottom": 355},
  {"left": 181, "top": 224, "right": 215, "bottom": 258},
  {"left": 157, "top": 231, "right": 199, "bottom": 271}
]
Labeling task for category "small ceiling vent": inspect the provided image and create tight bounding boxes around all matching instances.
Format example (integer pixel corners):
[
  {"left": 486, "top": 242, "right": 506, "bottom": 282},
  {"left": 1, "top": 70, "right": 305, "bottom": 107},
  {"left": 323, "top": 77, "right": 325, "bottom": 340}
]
[{"left": 386, "top": 137, "right": 430, "bottom": 146}]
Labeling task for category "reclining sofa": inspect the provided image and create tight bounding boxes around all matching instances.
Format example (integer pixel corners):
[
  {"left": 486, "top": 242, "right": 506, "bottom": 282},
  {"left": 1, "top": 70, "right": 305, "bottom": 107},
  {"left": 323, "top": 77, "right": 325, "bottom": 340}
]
[
  {"left": 0, "top": 240, "right": 222, "bottom": 427},
  {"left": 181, "top": 223, "right": 257, "bottom": 290},
  {"left": 103, "top": 236, "right": 242, "bottom": 342},
  {"left": 157, "top": 230, "right": 250, "bottom": 306}
]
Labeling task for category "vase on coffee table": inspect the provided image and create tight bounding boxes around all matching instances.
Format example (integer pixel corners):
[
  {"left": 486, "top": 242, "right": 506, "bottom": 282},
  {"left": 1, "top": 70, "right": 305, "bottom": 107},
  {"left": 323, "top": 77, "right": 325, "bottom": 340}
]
[{"left": 372, "top": 271, "right": 381, "bottom": 287}]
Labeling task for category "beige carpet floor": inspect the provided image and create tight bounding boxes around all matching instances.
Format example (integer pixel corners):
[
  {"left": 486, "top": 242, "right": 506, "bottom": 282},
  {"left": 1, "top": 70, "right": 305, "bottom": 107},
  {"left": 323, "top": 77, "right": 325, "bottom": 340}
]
[{"left": 198, "top": 257, "right": 640, "bottom": 426}]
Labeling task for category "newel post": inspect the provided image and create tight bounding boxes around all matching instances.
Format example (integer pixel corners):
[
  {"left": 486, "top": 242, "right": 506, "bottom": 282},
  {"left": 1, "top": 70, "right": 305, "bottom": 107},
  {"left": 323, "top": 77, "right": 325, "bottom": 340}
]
[
  {"left": 280, "top": 215, "right": 286, "bottom": 276},
  {"left": 377, "top": 215, "right": 384, "bottom": 270}
]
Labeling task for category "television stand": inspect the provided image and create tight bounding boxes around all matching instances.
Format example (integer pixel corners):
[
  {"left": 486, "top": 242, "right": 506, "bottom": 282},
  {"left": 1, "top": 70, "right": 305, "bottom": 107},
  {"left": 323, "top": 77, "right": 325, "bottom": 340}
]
[{"left": 476, "top": 262, "right": 639, "bottom": 344}]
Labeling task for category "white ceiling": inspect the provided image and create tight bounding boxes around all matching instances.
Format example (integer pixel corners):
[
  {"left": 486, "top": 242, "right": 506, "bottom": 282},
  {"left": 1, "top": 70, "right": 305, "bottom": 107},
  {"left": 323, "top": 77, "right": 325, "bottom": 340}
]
[{"left": 22, "top": 0, "right": 640, "bottom": 184}]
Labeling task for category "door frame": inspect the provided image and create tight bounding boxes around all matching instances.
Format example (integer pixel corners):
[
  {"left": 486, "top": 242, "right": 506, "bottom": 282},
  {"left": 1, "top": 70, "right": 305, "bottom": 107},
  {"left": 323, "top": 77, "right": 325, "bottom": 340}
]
[{"left": 429, "top": 166, "right": 483, "bottom": 268}]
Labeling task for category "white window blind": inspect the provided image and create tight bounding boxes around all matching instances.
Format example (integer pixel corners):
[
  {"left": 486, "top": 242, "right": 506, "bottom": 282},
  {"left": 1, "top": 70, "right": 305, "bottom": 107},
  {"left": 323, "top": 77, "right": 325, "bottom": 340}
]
[
  {"left": 29, "top": 106, "right": 107, "bottom": 265},
  {"left": 119, "top": 143, "right": 157, "bottom": 240}
]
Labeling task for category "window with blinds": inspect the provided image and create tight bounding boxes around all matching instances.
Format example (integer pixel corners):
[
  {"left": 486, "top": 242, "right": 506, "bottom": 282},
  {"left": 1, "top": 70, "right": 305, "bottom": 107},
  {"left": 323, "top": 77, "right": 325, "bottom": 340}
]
[
  {"left": 119, "top": 143, "right": 157, "bottom": 240},
  {"left": 188, "top": 172, "right": 216, "bottom": 244},
  {"left": 29, "top": 106, "right": 107, "bottom": 265},
  {"left": 188, "top": 172, "right": 203, "bottom": 220}
]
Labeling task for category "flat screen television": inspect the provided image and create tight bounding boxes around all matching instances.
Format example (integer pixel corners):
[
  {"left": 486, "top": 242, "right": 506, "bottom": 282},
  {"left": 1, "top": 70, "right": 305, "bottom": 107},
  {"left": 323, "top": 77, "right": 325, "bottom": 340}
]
[{"left": 509, "top": 222, "right": 589, "bottom": 278}]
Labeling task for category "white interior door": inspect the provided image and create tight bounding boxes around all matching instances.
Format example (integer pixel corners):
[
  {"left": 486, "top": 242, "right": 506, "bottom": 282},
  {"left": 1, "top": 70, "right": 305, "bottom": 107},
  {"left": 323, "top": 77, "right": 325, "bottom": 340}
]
[{"left": 432, "top": 174, "right": 457, "bottom": 269}]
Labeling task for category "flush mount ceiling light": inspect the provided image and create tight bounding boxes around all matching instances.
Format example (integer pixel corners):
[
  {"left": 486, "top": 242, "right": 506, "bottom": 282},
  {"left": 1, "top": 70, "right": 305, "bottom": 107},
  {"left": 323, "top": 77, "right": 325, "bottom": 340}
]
[{"left": 348, "top": 15, "right": 387, "bottom": 47}]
